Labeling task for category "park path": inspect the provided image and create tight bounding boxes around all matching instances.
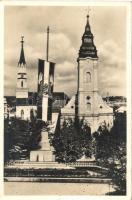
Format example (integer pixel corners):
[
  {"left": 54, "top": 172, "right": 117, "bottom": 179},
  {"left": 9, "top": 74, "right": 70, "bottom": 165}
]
[{"left": 4, "top": 182, "right": 114, "bottom": 195}]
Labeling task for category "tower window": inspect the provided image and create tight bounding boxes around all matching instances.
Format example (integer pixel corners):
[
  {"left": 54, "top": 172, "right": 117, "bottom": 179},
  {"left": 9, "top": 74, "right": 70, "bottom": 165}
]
[
  {"left": 87, "top": 102, "right": 91, "bottom": 111},
  {"left": 86, "top": 96, "right": 91, "bottom": 100},
  {"left": 21, "top": 81, "right": 23, "bottom": 88},
  {"left": 36, "top": 155, "right": 39, "bottom": 162},
  {"left": 84, "top": 38, "right": 91, "bottom": 43},
  {"left": 86, "top": 72, "right": 91, "bottom": 82},
  {"left": 21, "top": 110, "right": 24, "bottom": 120},
  {"left": 86, "top": 27, "right": 90, "bottom": 32}
]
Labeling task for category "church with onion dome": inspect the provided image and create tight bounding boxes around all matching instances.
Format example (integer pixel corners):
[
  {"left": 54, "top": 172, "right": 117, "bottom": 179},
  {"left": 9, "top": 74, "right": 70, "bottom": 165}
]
[{"left": 61, "top": 14, "right": 113, "bottom": 133}]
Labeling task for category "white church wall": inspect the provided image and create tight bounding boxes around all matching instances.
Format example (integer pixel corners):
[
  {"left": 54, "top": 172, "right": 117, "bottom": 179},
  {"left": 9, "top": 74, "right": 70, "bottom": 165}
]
[
  {"left": 98, "top": 114, "right": 114, "bottom": 129},
  {"left": 61, "top": 95, "right": 75, "bottom": 115},
  {"left": 16, "top": 89, "right": 28, "bottom": 98},
  {"left": 78, "top": 114, "right": 113, "bottom": 133},
  {"left": 16, "top": 105, "right": 37, "bottom": 120},
  {"left": 60, "top": 95, "right": 75, "bottom": 126}
]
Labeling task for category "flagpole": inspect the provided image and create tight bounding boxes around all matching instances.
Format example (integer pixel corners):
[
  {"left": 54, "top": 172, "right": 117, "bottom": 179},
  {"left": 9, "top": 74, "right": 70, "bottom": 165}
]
[{"left": 46, "top": 26, "right": 49, "bottom": 62}]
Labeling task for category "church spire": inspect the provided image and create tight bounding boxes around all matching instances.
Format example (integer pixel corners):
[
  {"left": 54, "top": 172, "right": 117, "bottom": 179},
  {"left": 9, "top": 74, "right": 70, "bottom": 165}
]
[
  {"left": 18, "top": 36, "right": 26, "bottom": 66},
  {"left": 79, "top": 14, "right": 98, "bottom": 59},
  {"left": 86, "top": 14, "right": 90, "bottom": 27}
]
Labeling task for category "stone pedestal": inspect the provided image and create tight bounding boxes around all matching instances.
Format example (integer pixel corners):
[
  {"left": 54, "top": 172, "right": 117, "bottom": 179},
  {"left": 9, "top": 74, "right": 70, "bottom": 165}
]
[
  {"left": 30, "top": 131, "right": 55, "bottom": 162},
  {"left": 30, "top": 150, "right": 55, "bottom": 162}
]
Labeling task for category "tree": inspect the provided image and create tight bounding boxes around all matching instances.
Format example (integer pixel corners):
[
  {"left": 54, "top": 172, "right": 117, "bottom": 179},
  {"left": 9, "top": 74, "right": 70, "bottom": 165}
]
[
  {"left": 110, "top": 112, "right": 126, "bottom": 143},
  {"left": 92, "top": 112, "right": 126, "bottom": 195},
  {"left": 92, "top": 123, "right": 112, "bottom": 163},
  {"left": 108, "top": 142, "right": 126, "bottom": 195},
  {"left": 4, "top": 118, "right": 13, "bottom": 162},
  {"left": 4, "top": 116, "right": 45, "bottom": 162},
  {"left": 52, "top": 118, "right": 92, "bottom": 163}
]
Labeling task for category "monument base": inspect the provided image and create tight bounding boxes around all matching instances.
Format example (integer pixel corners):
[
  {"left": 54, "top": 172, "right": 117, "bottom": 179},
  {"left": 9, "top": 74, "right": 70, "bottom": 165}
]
[
  {"left": 30, "top": 150, "right": 55, "bottom": 162},
  {"left": 29, "top": 130, "right": 55, "bottom": 162}
]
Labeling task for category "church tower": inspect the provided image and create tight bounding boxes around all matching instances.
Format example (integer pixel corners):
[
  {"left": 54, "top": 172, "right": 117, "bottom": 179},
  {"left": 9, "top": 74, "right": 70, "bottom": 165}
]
[
  {"left": 16, "top": 36, "right": 28, "bottom": 99},
  {"left": 77, "top": 15, "right": 99, "bottom": 119},
  {"left": 76, "top": 14, "right": 113, "bottom": 132},
  {"left": 16, "top": 36, "right": 29, "bottom": 120}
]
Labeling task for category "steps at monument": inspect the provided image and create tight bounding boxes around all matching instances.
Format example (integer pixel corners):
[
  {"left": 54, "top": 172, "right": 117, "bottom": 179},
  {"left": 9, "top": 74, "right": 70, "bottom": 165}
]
[
  {"left": 5, "top": 161, "right": 74, "bottom": 169},
  {"left": 5, "top": 177, "right": 111, "bottom": 183}
]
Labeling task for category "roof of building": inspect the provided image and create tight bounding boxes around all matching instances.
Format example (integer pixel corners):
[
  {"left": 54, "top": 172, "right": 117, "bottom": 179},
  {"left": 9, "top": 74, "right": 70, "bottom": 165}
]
[
  {"left": 4, "top": 96, "right": 16, "bottom": 107},
  {"left": 103, "top": 96, "right": 127, "bottom": 102},
  {"left": 116, "top": 106, "right": 126, "bottom": 113},
  {"left": 5, "top": 92, "right": 69, "bottom": 107},
  {"left": 5, "top": 92, "right": 37, "bottom": 106},
  {"left": 79, "top": 15, "right": 98, "bottom": 59},
  {"left": 53, "top": 92, "right": 69, "bottom": 100}
]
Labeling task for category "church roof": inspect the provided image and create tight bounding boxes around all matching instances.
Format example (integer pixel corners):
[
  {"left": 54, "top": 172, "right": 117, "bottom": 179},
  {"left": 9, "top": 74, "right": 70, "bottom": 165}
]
[
  {"left": 79, "top": 15, "right": 98, "bottom": 59},
  {"left": 53, "top": 92, "right": 69, "bottom": 100},
  {"left": 18, "top": 36, "right": 26, "bottom": 66}
]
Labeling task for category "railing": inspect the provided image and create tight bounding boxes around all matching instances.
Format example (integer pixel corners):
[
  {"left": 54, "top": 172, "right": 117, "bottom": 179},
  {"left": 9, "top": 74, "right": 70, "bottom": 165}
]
[
  {"left": 66, "top": 161, "right": 108, "bottom": 171},
  {"left": 66, "top": 161, "right": 96, "bottom": 167}
]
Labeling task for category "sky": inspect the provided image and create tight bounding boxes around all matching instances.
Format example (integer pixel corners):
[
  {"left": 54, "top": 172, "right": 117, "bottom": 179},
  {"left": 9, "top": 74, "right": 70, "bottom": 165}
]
[{"left": 4, "top": 6, "right": 126, "bottom": 97}]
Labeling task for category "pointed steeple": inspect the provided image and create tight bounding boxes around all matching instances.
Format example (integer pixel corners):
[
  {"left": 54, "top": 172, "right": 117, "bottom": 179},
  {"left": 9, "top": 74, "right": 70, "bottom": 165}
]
[
  {"left": 18, "top": 36, "right": 26, "bottom": 66},
  {"left": 79, "top": 15, "right": 98, "bottom": 59}
]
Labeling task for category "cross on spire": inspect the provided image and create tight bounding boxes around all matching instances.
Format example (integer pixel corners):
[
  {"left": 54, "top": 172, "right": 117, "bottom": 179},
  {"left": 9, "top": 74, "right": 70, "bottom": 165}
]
[
  {"left": 21, "top": 36, "right": 24, "bottom": 42},
  {"left": 86, "top": 7, "right": 91, "bottom": 23},
  {"left": 21, "top": 36, "right": 24, "bottom": 46},
  {"left": 85, "top": 7, "right": 91, "bottom": 17},
  {"left": 87, "top": 7, "right": 91, "bottom": 15}
]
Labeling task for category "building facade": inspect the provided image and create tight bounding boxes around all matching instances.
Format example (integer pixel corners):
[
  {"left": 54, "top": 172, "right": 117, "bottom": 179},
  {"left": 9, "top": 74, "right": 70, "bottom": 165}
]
[
  {"left": 16, "top": 37, "right": 37, "bottom": 120},
  {"left": 4, "top": 98, "right": 8, "bottom": 119},
  {"left": 61, "top": 15, "right": 113, "bottom": 133}
]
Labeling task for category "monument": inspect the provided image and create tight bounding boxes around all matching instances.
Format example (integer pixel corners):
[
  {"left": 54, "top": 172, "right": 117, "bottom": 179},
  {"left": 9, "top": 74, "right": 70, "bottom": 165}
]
[
  {"left": 29, "top": 26, "right": 56, "bottom": 163},
  {"left": 30, "top": 129, "right": 55, "bottom": 162}
]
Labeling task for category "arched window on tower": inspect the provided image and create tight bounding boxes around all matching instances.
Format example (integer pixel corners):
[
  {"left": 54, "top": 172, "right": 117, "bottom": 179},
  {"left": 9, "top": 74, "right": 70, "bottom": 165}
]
[
  {"left": 21, "top": 110, "right": 24, "bottom": 120},
  {"left": 87, "top": 102, "right": 91, "bottom": 111},
  {"left": 36, "top": 155, "right": 39, "bottom": 162},
  {"left": 21, "top": 81, "right": 23, "bottom": 88},
  {"left": 86, "top": 72, "right": 91, "bottom": 83}
]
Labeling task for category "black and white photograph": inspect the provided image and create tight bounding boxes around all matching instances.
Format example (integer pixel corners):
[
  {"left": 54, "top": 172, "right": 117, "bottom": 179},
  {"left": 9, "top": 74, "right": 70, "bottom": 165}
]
[{"left": 3, "top": 3, "right": 131, "bottom": 197}]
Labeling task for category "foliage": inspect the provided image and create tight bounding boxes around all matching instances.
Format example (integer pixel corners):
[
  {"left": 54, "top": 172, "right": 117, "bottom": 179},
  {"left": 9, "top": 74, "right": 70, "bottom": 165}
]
[
  {"left": 93, "top": 124, "right": 112, "bottom": 161},
  {"left": 108, "top": 142, "right": 126, "bottom": 195},
  {"left": 110, "top": 112, "right": 126, "bottom": 142},
  {"left": 93, "top": 112, "right": 126, "bottom": 160},
  {"left": 92, "top": 112, "right": 126, "bottom": 194},
  {"left": 4, "top": 114, "right": 45, "bottom": 162},
  {"left": 4, "top": 110, "right": 126, "bottom": 194},
  {"left": 52, "top": 118, "right": 92, "bottom": 163}
]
